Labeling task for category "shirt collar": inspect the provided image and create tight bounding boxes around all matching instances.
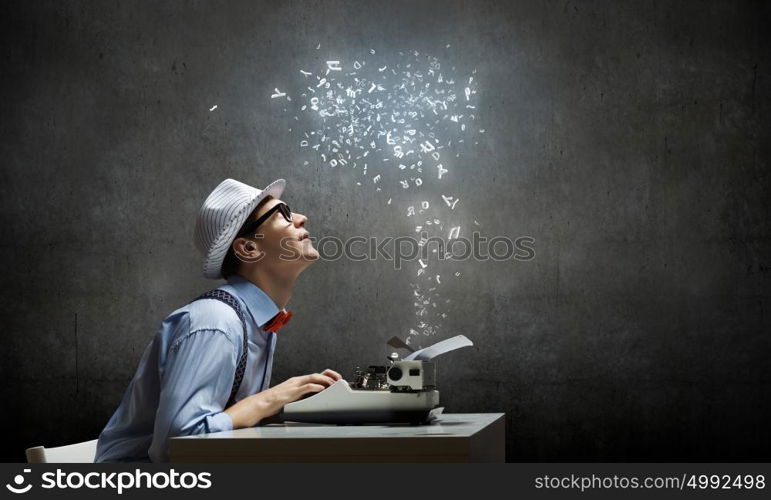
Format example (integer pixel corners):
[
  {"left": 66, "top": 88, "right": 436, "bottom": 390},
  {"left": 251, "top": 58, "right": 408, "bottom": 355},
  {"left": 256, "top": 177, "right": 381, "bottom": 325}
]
[{"left": 224, "top": 275, "right": 282, "bottom": 328}]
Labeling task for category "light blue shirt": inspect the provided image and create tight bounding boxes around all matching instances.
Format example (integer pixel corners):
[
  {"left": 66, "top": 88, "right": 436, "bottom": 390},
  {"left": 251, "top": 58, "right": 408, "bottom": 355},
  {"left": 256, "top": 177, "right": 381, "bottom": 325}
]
[{"left": 95, "top": 276, "right": 281, "bottom": 462}]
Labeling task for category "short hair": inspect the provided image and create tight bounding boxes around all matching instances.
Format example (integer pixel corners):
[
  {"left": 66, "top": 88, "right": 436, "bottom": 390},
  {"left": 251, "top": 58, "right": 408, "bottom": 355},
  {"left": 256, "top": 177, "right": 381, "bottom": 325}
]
[{"left": 220, "top": 195, "right": 274, "bottom": 279}]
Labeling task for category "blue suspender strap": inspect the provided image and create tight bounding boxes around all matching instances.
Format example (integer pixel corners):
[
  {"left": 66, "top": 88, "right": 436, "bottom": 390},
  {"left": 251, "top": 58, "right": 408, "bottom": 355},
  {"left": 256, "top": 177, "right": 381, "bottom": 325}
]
[
  {"left": 193, "top": 290, "right": 248, "bottom": 408},
  {"left": 260, "top": 332, "right": 274, "bottom": 392}
]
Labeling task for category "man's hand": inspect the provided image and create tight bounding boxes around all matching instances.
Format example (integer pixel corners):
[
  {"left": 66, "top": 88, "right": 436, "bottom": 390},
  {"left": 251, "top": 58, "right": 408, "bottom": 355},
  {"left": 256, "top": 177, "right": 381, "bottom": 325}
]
[
  {"left": 225, "top": 369, "right": 343, "bottom": 429},
  {"left": 267, "top": 369, "right": 343, "bottom": 406}
]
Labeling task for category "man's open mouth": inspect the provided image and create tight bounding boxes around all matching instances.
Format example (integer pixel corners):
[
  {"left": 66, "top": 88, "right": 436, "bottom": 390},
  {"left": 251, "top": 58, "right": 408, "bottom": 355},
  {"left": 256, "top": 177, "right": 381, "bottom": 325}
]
[{"left": 298, "top": 233, "right": 310, "bottom": 241}]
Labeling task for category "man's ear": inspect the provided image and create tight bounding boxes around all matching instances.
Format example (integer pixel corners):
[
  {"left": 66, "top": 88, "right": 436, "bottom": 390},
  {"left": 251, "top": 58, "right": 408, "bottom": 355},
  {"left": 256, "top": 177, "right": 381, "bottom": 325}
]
[{"left": 232, "top": 236, "right": 264, "bottom": 263}]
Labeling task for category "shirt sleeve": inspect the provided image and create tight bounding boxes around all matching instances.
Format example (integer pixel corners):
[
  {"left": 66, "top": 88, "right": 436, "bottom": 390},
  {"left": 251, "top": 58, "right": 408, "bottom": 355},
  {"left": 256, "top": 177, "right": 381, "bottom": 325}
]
[{"left": 148, "top": 327, "right": 240, "bottom": 462}]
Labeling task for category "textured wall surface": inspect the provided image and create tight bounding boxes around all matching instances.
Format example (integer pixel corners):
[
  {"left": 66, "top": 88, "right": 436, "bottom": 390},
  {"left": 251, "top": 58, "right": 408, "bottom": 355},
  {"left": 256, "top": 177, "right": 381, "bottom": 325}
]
[{"left": 1, "top": 0, "right": 769, "bottom": 462}]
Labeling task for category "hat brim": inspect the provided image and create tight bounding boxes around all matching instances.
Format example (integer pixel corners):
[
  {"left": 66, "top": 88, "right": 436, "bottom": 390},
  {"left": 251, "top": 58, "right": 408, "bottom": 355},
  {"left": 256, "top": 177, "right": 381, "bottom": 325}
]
[{"left": 202, "top": 178, "right": 286, "bottom": 279}]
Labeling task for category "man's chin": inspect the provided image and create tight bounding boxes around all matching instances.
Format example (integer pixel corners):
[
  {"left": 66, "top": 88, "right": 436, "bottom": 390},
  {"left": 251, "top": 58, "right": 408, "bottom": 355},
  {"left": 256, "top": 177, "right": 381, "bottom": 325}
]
[{"left": 303, "top": 249, "right": 320, "bottom": 262}]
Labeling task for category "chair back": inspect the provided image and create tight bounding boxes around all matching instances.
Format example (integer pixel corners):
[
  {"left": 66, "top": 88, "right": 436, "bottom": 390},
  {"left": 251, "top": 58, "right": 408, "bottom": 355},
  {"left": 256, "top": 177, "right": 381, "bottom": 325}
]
[{"left": 26, "top": 439, "right": 98, "bottom": 463}]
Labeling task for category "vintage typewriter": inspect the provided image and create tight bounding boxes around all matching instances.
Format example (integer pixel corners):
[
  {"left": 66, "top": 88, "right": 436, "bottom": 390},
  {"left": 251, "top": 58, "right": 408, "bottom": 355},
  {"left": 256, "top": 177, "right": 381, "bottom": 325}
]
[{"left": 281, "top": 335, "right": 473, "bottom": 424}]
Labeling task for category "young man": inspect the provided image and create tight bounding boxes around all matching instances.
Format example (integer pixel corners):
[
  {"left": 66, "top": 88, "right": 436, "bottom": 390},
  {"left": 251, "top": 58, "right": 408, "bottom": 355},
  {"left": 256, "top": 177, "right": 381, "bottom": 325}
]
[{"left": 95, "top": 178, "right": 341, "bottom": 462}]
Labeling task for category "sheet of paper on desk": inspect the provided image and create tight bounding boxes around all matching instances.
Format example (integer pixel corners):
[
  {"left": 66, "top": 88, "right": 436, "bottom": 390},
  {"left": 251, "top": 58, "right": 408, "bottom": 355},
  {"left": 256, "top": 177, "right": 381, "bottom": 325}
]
[{"left": 403, "top": 335, "right": 473, "bottom": 361}]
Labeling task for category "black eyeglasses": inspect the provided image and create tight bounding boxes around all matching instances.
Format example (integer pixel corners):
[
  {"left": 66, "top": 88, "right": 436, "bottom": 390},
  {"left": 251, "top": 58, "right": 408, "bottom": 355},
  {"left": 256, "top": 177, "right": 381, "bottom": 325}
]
[{"left": 237, "top": 203, "right": 292, "bottom": 237}]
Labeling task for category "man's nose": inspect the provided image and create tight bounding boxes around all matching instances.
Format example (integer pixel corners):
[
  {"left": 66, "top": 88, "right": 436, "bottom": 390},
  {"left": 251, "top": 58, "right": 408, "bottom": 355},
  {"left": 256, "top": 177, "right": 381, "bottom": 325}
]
[{"left": 293, "top": 212, "right": 308, "bottom": 227}]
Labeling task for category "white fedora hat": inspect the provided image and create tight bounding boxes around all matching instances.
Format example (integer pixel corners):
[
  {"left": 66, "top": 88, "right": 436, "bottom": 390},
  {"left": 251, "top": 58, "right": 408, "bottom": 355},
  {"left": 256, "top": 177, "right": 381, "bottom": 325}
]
[{"left": 194, "top": 178, "right": 286, "bottom": 279}]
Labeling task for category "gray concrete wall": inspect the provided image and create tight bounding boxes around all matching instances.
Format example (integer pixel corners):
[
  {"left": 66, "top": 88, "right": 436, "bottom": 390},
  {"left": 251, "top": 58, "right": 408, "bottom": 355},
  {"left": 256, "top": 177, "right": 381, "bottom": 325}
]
[{"left": 1, "top": 0, "right": 769, "bottom": 461}]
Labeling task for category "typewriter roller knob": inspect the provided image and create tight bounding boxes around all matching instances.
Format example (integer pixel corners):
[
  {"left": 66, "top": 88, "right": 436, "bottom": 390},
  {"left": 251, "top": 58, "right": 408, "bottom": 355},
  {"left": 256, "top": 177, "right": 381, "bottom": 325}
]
[{"left": 388, "top": 366, "right": 403, "bottom": 381}]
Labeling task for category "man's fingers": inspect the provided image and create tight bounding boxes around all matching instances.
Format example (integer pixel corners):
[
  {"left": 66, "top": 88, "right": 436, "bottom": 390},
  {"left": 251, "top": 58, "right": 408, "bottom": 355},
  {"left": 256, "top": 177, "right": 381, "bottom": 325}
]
[
  {"left": 303, "top": 373, "right": 336, "bottom": 387},
  {"left": 321, "top": 369, "right": 343, "bottom": 381},
  {"left": 301, "top": 383, "right": 326, "bottom": 395},
  {"left": 318, "top": 374, "right": 335, "bottom": 386}
]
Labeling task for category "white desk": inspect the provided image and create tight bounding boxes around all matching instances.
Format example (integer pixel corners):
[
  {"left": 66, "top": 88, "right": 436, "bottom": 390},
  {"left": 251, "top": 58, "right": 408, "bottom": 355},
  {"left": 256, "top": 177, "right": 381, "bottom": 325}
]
[{"left": 169, "top": 413, "right": 505, "bottom": 463}]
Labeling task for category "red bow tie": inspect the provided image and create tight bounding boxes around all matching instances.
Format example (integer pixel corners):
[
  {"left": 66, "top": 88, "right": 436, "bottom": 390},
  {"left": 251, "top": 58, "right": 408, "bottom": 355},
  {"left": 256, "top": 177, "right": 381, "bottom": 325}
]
[{"left": 263, "top": 310, "right": 292, "bottom": 333}]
